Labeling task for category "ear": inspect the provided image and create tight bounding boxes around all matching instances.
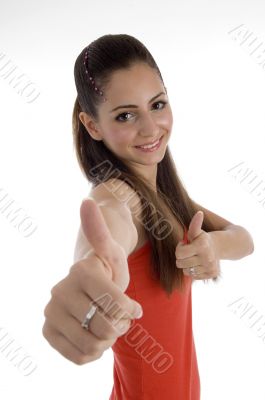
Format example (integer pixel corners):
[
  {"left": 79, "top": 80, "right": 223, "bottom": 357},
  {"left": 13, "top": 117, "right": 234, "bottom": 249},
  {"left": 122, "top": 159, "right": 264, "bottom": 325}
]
[{"left": 78, "top": 111, "right": 103, "bottom": 141}]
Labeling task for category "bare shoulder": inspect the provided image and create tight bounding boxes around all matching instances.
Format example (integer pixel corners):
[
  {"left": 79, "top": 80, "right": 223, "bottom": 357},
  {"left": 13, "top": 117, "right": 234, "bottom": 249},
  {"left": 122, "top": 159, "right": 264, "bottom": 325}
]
[
  {"left": 89, "top": 178, "right": 140, "bottom": 248},
  {"left": 89, "top": 178, "right": 142, "bottom": 214},
  {"left": 89, "top": 178, "right": 145, "bottom": 251},
  {"left": 73, "top": 179, "right": 140, "bottom": 263}
]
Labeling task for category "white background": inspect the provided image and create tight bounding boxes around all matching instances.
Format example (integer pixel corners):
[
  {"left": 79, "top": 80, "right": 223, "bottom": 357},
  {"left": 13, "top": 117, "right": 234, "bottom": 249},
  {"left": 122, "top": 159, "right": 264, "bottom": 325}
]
[{"left": 0, "top": 0, "right": 264, "bottom": 399}]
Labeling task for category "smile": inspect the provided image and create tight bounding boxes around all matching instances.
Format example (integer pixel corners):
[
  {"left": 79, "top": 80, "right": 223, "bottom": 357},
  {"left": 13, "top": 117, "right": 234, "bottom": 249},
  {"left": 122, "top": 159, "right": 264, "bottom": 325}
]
[{"left": 134, "top": 135, "right": 164, "bottom": 152}]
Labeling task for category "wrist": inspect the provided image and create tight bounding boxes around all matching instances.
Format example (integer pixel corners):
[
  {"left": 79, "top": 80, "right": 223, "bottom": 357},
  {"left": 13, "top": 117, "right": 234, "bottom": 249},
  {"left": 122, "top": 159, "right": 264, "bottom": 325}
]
[{"left": 208, "top": 230, "right": 223, "bottom": 260}]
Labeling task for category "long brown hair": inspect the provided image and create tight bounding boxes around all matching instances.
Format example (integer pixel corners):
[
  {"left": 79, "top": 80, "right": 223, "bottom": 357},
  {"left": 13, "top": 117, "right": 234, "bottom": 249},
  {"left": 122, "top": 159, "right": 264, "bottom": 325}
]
[{"left": 72, "top": 34, "right": 216, "bottom": 296}]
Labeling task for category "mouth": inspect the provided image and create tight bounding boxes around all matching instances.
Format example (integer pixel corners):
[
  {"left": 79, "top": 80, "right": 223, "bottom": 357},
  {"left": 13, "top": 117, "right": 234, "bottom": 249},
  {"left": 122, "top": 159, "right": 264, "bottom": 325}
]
[
  {"left": 134, "top": 135, "right": 164, "bottom": 152},
  {"left": 134, "top": 135, "right": 163, "bottom": 148}
]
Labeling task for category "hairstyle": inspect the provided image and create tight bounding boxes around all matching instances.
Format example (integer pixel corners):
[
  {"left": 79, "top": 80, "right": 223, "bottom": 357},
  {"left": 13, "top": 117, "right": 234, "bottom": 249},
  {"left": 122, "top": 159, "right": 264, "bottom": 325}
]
[{"left": 72, "top": 34, "right": 217, "bottom": 296}]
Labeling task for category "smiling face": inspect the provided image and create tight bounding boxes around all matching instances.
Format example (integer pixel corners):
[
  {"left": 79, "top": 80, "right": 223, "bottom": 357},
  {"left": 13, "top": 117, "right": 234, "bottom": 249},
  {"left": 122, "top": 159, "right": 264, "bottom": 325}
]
[{"left": 79, "top": 62, "right": 173, "bottom": 185}]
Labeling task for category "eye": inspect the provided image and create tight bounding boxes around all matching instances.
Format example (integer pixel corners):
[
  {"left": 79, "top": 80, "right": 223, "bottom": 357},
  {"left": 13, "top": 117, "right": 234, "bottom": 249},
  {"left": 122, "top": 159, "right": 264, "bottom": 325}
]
[
  {"left": 153, "top": 100, "right": 167, "bottom": 110},
  {"left": 115, "top": 112, "right": 131, "bottom": 123},
  {"left": 115, "top": 100, "right": 168, "bottom": 123}
]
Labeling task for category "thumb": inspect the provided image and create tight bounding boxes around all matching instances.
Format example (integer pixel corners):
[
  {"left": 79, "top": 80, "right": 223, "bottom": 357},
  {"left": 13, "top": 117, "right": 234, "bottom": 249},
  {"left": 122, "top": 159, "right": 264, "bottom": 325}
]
[
  {"left": 80, "top": 198, "right": 143, "bottom": 317},
  {"left": 80, "top": 197, "right": 117, "bottom": 259},
  {"left": 187, "top": 210, "right": 204, "bottom": 242}
]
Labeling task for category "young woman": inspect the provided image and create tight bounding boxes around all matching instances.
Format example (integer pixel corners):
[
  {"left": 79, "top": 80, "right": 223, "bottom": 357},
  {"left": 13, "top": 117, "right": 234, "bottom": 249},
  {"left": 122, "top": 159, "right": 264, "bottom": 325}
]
[{"left": 42, "top": 34, "right": 254, "bottom": 400}]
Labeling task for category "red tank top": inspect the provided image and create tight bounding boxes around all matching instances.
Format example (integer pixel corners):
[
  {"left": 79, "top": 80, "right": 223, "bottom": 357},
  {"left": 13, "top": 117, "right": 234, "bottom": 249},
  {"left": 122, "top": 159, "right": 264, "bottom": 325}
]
[{"left": 109, "top": 227, "right": 200, "bottom": 399}]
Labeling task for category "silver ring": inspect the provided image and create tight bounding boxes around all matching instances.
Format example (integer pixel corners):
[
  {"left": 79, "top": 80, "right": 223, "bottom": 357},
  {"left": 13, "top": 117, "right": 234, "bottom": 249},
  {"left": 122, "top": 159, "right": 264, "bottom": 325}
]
[
  {"left": 189, "top": 266, "right": 197, "bottom": 276},
  {"left": 81, "top": 303, "right": 97, "bottom": 330}
]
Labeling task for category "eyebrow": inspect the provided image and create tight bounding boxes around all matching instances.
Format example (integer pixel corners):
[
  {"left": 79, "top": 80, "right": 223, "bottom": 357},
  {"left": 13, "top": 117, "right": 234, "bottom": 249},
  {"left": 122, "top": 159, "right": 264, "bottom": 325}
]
[{"left": 109, "top": 91, "right": 166, "bottom": 113}]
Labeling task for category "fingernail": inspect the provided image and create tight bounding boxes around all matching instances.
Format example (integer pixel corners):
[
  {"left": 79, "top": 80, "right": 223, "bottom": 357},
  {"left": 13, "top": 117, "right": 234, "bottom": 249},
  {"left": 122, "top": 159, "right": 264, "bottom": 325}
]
[{"left": 135, "top": 305, "right": 143, "bottom": 319}]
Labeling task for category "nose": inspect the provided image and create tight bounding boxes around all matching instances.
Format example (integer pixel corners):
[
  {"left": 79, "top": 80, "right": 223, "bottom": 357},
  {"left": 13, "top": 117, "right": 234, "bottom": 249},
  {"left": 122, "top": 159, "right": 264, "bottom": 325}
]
[{"left": 138, "top": 112, "right": 160, "bottom": 138}]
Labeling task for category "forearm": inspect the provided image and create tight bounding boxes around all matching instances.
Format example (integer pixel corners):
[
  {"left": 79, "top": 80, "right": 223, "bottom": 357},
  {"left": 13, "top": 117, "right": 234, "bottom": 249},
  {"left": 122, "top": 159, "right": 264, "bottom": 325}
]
[{"left": 209, "top": 224, "right": 254, "bottom": 261}]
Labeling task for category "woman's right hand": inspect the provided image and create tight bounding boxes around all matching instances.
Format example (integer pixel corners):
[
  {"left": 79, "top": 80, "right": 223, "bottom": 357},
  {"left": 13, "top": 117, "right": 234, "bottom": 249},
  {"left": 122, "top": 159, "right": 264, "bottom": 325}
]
[{"left": 42, "top": 198, "right": 143, "bottom": 365}]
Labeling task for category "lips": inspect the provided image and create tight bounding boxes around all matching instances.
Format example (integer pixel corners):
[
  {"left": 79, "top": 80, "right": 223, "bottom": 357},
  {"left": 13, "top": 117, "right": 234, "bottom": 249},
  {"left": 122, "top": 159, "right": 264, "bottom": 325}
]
[{"left": 134, "top": 135, "right": 163, "bottom": 147}]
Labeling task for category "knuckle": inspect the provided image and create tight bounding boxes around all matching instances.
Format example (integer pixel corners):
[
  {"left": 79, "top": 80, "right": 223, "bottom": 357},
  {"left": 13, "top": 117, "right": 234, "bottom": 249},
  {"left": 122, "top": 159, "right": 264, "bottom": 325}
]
[
  {"left": 43, "top": 302, "right": 52, "bottom": 319},
  {"left": 70, "top": 260, "right": 86, "bottom": 275},
  {"left": 74, "top": 354, "right": 89, "bottom": 365},
  {"left": 50, "top": 278, "right": 71, "bottom": 303},
  {"left": 69, "top": 263, "right": 78, "bottom": 275},
  {"left": 80, "top": 340, "right": 98, "bottom": 356},
  {"left": 90, "top": 347, "right": 103, "bottom": 358},
  {"left": 50, "top": 285, "right": 57, "bottom": 297},
  {"left": 42, "top": 323, "right": 49, "bottom": 339},
  {"left": 42, "top": 321, "right": 54, "bottom": 342},
  {"left": 74, "top": 352, "right": 101, "bottom": 365},
  {"left": 72, "top": 260, "right": 93, "bottom": 282},
  {"left": 50, "top": 282, "right": 63, "bottom": 299}
]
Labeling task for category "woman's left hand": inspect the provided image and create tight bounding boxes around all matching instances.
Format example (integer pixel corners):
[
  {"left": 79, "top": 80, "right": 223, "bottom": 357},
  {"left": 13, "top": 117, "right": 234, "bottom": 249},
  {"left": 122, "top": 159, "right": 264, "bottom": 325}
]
[{"left": 175, "top": 211, "right": 220, "bottom": 280}]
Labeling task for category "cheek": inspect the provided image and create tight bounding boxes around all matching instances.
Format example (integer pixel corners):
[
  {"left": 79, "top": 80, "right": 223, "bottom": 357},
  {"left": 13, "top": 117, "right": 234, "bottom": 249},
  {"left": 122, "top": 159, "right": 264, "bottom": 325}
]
[
  {"left": 106, "top": 128, "right": 134, "bottom": 148},
  {"left": 109, "top": 126, "right": 135, "bottom": 147},
  {"left": 160, "top": 110, "right": 173, "bottom": 129}
]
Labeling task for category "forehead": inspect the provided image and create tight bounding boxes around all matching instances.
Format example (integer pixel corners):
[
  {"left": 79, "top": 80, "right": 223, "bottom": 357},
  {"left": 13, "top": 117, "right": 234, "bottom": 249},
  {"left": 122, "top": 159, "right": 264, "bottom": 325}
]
[{"left": 105, "top": 63, "right": 163, "bottom": 100}]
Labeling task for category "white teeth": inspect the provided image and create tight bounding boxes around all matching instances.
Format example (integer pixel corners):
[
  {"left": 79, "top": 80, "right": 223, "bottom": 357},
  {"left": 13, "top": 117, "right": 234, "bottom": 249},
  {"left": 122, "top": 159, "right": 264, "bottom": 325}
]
[{"left": 137, "top": 139, "right": 160, "bottom": 149}]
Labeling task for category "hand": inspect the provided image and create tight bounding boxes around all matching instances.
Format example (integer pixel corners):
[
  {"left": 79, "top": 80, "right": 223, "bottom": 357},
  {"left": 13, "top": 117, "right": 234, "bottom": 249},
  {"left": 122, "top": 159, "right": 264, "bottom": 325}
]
[
  {"left": 175, "top": 211, "right": 220, "bottom": 280},
  {"left": 42, "top": 198, "right": 143, "bottom": 365}
]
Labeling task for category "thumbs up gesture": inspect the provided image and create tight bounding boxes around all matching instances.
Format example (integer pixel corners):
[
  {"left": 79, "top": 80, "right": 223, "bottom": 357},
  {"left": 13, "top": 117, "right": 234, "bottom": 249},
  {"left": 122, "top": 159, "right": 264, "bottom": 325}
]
[
  {"left": 175, "top": 211, "right": 220, "bottom": 280},
  {"left": 42, "top": 197, "right": 143, "bottom": 365}
]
